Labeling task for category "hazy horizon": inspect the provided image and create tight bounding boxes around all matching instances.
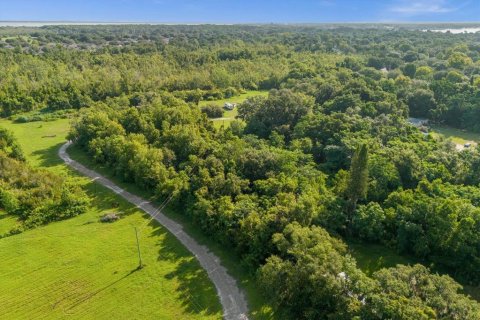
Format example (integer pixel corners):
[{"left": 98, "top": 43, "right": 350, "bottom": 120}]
[
  {"left": 1, "top": 21, "right": 480, "bottom": 26},
  {"left": 0, "top": 0, "right": 479, "bottom": 24}
]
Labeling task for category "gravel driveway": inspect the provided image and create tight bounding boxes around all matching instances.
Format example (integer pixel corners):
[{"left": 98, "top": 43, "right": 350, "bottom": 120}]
[{"left": 59, "top": 142, "right": 249, "bottom": 320}]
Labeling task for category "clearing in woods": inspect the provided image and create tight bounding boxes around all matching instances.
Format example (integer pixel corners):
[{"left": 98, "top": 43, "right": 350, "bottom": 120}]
[
  {"left": 199, "top": 90, "right": 268, "bottom": 128},
  {"left": 430, "top": 124, "right": 480, "bottom": 151}
]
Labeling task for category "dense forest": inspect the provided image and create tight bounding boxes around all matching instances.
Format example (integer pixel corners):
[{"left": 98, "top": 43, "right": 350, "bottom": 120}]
[
  {"left": 1, "top": 24, "right": 480, "bottom": 130},
  {"left": 2, "top": 24, "right": 480, "bottom": 318}
]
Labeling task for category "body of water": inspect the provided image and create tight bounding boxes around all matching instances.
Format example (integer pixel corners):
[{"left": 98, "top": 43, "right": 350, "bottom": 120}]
[{"left": 423, "top": 27, "right": 480, "bottom": 34}]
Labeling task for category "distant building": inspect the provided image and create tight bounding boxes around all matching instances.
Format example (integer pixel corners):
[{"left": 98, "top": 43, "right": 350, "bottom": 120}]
[
  {"left": 408, "top": 117, "right": 429, "bottom": 127},
  {"left": 224, "top": 102, "right": 237, "bottom": 110}
]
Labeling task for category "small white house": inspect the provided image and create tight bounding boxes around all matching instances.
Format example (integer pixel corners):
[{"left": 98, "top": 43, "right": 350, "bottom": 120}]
[
  {"left": 408, "top": 117, "right": 429, "bottom": 127},
  {"left": 224, "top": 102, "right": 237, "bottom": 110}
]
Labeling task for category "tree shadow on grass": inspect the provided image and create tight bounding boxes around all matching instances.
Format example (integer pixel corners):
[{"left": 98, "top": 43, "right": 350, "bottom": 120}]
[
  {"left": 81, "top": 180, "right": 145, "bottom": 219},
  {"left": 151, "top": 226, "right": 222, "bottom": 317},
  {"left": 0, "top": 211, "right": 12, "bottom": 221},
  {"left": 31, "top": 142, "right": 139, "bottom": 218},
  {"left": 31, "top": 141, "right": 65, "bottom": 167}
]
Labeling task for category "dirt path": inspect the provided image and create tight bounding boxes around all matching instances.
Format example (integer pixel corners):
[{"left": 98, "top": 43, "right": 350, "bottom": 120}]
[
  {"left": 59, "top": 142, "right": 249, "bottom": 320},
  {"left": 211, "top": 117, "right": 233, "bottom": 121}
]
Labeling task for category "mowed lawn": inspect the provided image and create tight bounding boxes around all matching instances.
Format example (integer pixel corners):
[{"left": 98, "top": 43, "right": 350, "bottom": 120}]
[
  {"left": 348, "top": 241, "right": 417, "bottom": 276},
  {"left": 199, "top": 90, "right": 268, "bottom": 128},
  {"left": 0, "top": 209, "right": 18, "bottom": 235},
  {"left": 431, "top": 124, "right": 480, "bottom": 146},
  {"left": 0, "top": 119, "right": 222, "bottom": 320}
]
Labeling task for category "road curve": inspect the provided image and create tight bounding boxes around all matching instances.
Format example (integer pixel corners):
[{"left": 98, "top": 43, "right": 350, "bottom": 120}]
[{"left": 59, "top": 142, "right": 249, "bottom": 320}]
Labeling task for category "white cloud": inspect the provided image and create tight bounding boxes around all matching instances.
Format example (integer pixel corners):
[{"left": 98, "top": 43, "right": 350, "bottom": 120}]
[{"left": 390, "top": 0, "right": 458, "bottom": 15}]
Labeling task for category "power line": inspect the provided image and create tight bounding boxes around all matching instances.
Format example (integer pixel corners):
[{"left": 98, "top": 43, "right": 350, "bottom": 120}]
[
  {"left": 132, "top": 192, "right": 174, "bottom": 270},
  {"left": 139, "top": 192, "right": 175, "bottom": 231}
]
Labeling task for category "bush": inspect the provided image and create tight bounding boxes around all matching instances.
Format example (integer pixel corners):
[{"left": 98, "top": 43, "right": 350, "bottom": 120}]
[
  {"left": 100, "top": 213, "right": 121, "bottom": 223},
  {"left": 0, "top": 152, "right": 90, "bottom": 231},
  {"left": 223, "top": 87, "right": 238, "bottom": 98},
  {"left": 14, "top": 115, "right": 45, "bottom": 123},
  {"left": 14, "top": 116, "right": 30, "bottom": 123},
  {"left": 201, "top": 104, "right": 224, "bottom": 118}
]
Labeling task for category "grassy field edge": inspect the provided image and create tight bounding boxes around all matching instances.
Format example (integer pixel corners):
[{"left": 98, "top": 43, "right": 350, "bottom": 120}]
[{"left": 67, "top": 144, "right": 275, "bottom": 319}]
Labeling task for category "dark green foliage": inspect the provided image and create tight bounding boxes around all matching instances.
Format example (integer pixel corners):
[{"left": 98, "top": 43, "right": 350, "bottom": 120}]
[
  {"left": 408, "top": 89, "right": 437, "bottom": 118},
  {"left": 0, "top": 153, "right": 90, "bottom": 232},
  {"left": 259, "top": 225, "right": 480, "bottom": 319},
  {"left": 366, "top": 264, "right": 480, "bottom": 319},
  {"left": 258, "top": 223, "right": 374, "bottom": 319},
  {"left": 0, "top": 24, "right": 479, "bottom": 132},
  {"left": 346, "top": 144, "right": 369, "bottom": 209},
  {"left": 200, "top": 104, "right": 224, "bottom": 118},
  {"left": 352, "top": 202, "right": 389, "bottom": 242},
  {"left": 0, "top": 127, "right": 25, "bottom": 161},
  {"left": 70, "top": 81, "right": 480, "bottom": 317},
  {"left": 383, "top": 180, "right": 480, "bottom": 282},
  {"left": 403, "top": 63, "right": 417, "bottom": 78},
  {"left": 241, "top": 89, "right": 314, "bottom": 139}
]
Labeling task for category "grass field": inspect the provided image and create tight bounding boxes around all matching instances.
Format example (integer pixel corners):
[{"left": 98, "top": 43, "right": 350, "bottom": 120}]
[
  {"left": 0, "top": 210, "right": 19, "bottom": 235},
  {"left": 199, "top": 90, "right": 268, "bottom": 128},
  {"left": 430, "top": 124, "right": 480, "bottom": 148},
  {"left": 0, "top": 119, "right": 222, "bottom": 320},
  {"left": 348, "top": 242, "right": 417, "bottom": 276}
]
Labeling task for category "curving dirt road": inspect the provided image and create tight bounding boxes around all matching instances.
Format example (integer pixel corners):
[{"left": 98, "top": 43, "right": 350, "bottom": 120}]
[{"left": 59, "top": 142, "right": 249, "bottom": 320}]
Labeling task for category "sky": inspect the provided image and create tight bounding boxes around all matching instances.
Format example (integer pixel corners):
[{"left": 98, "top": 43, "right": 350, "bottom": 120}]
[{"left": 0, "top": 0, "right": 478, "bottom": 23}]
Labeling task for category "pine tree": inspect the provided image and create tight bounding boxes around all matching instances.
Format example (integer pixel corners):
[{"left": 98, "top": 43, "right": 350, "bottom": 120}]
[{"left": 346, "top": 144, "right": 369, "bottom": 232}]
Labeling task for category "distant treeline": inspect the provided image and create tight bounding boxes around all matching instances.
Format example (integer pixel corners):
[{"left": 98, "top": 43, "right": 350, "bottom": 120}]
[{"left": 0, "top": 25, "right": 479, "bottom": 132}]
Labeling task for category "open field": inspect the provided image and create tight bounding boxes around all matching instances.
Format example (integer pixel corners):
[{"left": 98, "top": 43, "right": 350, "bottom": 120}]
[
  {"left": 348, "top": 241, "right": 417, "bottom": 276},
  {"left": 199, "top": 90, "right": 269, "bottom": 128},
  {"left": 431, "top": 124, "right": 480, "bottom": 150},
  {"left": 199, "top": 90, "right": 269, "bottom": 108},
  {"left": 0, "top": 210, "right": 18, "bottom": 235},
  {"left": 0, "top": 119, "right": 222, "bottom": 320}
]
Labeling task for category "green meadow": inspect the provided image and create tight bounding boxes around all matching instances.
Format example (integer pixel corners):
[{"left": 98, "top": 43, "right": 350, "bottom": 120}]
[
  {"left": 199, "top": 90, "right": 269, "bottom": 128},
  {"left": 0, "top": 119, "right": 222, "bottom": 320},
  {"left": 431, "top": 124, "right": 480, "bottom": 146}
]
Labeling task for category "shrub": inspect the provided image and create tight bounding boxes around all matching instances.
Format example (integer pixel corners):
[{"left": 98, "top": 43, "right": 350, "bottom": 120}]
[
  {"left": 14, "top": 116, "right": 30, "bottom": 123},
  {"left": 0, "top": 152, "right": 90, "bottom": 231},
  {"left": 201, "top": 104, "right": 224, "bottom": 118},
  {"left": 223, "top": 87, "right": 238, "bottom": 98},
  {"left": 100, "top": 213, "right": 121, "bottom": 223}
]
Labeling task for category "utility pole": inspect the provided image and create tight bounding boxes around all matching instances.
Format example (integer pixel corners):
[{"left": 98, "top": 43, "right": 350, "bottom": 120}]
[{"left": 134, "top": 227, "right": 143, "bottom": 269}]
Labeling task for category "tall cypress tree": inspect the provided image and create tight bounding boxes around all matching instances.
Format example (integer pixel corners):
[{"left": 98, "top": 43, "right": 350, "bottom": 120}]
[{"left": 346, "top": 144, "right": 369, "bottom": 231}]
